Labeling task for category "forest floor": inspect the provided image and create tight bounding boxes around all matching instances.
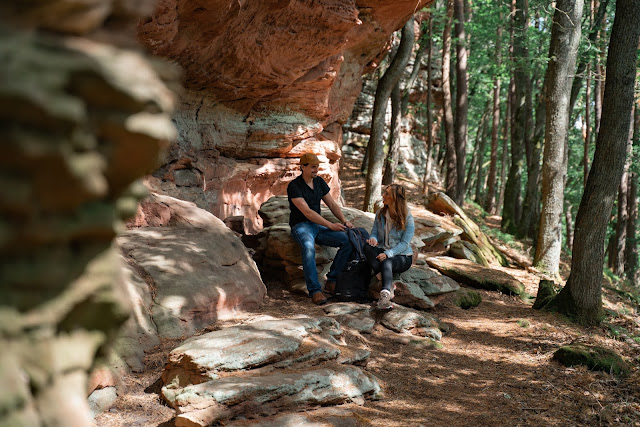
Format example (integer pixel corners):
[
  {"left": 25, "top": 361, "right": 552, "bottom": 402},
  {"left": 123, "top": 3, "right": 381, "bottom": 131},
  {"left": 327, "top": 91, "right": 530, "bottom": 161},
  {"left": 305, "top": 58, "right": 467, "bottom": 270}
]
[{"left": 95, "top": 159, "right": 640, "bottom": 427}]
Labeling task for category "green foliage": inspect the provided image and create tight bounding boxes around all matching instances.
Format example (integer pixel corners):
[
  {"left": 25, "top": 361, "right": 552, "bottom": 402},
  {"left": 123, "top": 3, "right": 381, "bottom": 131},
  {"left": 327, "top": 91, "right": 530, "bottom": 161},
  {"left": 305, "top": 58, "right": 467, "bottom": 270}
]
[{"left": 516, "top": 319, "right": 530, "bottom": 328}]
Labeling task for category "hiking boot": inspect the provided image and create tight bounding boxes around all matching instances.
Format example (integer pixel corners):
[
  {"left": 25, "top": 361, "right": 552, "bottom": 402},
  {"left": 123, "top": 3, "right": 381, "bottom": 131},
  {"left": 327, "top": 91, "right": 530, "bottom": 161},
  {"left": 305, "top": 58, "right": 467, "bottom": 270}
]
[
  {"left": 311, "top": 292, "right": 328, "bottom": 305},
  {"left": 324, "top": 281, "right": 336, "bottom": 295},
  {"left": 376, "top": 289, "right": 393, "bottom": 310}
]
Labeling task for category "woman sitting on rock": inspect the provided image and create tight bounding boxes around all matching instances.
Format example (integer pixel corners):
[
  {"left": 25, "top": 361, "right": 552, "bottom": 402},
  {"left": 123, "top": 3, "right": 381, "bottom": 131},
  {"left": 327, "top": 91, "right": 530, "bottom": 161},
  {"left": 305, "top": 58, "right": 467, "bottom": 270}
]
[{"left": 365, "top": 184, "right": 415, "bottom": 310}]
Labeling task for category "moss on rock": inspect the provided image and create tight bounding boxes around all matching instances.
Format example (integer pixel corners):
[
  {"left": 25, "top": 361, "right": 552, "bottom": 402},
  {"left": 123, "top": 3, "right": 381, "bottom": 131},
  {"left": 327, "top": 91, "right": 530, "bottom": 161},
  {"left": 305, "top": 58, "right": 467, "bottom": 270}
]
[
  {"left": 553, "top": 344, "right": 629, "bottom": 376},
  {"left": 454, "top": 289, "right": 482, "bottom": 309}
]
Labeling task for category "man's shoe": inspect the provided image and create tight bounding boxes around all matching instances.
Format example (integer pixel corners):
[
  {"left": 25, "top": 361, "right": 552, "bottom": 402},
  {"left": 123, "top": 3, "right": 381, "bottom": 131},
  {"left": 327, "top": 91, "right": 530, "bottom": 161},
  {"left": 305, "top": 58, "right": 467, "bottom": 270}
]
[
  {"left": 324, "top": 281, "right": 336, "bottom": 295},
  {"left": 376, "top": 289, "right": 393, "bottom": 310},
  {"left": 311, "top": 292, "right": 328, "bottom": 305}
]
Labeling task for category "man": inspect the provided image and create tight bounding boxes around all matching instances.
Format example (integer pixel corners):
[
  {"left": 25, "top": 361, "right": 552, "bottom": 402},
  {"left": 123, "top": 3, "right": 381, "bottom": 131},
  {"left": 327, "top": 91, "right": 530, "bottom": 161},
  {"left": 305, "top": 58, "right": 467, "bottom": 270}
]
[{"left": 288, "top": 153, "right": 353, "bottom": 305}]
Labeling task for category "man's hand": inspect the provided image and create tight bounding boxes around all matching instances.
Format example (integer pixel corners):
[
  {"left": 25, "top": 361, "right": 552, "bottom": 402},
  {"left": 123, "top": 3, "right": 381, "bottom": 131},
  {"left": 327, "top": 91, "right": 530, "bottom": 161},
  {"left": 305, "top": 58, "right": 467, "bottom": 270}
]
[
  {"left": 344, "top": 220, "right": 354, "bottom": 229},
  {"left": 328, "top": 222, "right": 346, "bottom": 232},
  {"left": 376, "top": 252, "right": 388, "bottom": 261},
  {"left": 366, "top": 238, "right": 378, "bottom": 246}
]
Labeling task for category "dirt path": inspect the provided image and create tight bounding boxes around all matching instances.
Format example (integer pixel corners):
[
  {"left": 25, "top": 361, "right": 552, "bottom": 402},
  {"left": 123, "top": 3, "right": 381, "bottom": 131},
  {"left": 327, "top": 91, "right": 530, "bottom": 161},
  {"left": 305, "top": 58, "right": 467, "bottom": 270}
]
[{"left": 95, "top": 159, "right": 640, "bottom": 426}]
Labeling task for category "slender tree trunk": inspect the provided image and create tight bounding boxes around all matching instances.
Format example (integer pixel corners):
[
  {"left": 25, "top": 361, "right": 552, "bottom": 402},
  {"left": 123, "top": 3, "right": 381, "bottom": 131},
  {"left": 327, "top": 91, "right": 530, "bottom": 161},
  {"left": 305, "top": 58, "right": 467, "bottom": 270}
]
[
  {"left": 474, "top": 104, "right": 491, "bottom": 205},
  {"left": 484, "top": 20, "right": 503, "bottom": 214},
  {"left": 546, "top": 0, "right": 640, "bottom": 325},
  {"left": 363, "top": 18, "right": 414, "bottom": 212},
  {"left": 626, "top": 103, "right": 640, "bottom": 283},
  {"left": 422, "top": 18, "right": 434, "bottom": 194},
  {"left": 383, "top": 83, "right": 402, "bottom": 185},
  {"left": 453, "top": 0, "right": 468, "bottom": 206},
  {"left": 442, "top": 0, "right": 457, "bottom": 200},
  {"left": 533, "top": 0, "right": 584, "bottom": 277},
  {"left": 584, "top": 63, "right": 592, "bottom": 187},
  {"left": 565, "top": 204, "right": 574, "bottom": 251},
  {"left": 502, "top": 0, "right": 528, "bottom": 234},
  {"left": 613, "top": 107, "right": 635, "bottom": 275},
  {"left": 568, "top": 0, "right": 610, "bottom": 117},
  {"left": 497, "top": 80, "right": 512, "bottom": 214},
  {"left": 521, "top": 81, "right": 546, "bottom": 241}
]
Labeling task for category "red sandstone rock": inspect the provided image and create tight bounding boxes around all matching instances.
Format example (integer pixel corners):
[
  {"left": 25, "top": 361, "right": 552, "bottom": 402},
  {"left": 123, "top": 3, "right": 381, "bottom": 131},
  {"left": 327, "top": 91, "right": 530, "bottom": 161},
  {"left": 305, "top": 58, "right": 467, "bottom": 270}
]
[{"left": 137, "top": 0, "right": 433, "bottom": 232}]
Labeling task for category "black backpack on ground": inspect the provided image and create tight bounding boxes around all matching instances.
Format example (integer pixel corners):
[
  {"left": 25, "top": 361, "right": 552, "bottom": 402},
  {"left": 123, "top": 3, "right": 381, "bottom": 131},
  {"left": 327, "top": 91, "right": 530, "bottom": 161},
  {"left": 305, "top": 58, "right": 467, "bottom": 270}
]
[{"left": 334, "top": 228, "right": 372, "bottom": 302}]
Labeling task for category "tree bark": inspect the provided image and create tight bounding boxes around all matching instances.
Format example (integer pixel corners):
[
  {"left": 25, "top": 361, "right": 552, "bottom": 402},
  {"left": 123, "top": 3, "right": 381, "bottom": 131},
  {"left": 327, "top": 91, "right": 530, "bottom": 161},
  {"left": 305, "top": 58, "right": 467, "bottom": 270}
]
[
  {"left": 383, "top": 82, "right": 402, "bottom": 185},
  {"left": 363, "top": 18, "right": 414, "bottom": 212},
  {"left": 565, "top": 204, "right": 574, "bottom": 252},
  {"left": 625, "top": 103, "right": 640, "bottom": 283},
  {"left": 520, "top": 80, "right": 546, "bottom": 241},
  {"left": 533, "top": 0, "right": 584, "bottom": 276},
  {"left": 584, "top": 62, "right": 592, "bottom": 187},
  {"left": 472, "top": 103, "right": 490, "bottom": 205},
  {"left": 442, "top": 0, "right": 457, "bottom": 201},
  {"left": 568, "top": 0, "right": 610, "bottom": 118},
  {"left": 502, "top": 0, "right": 528, "bottom": 234},
  {"left": 546, "top": 0, "right": 640, "bottom": 325},
  {"left": 453, "top": 0, "right": 468, "bottom": 206},
  {"left": 497, "top": 79, "right": 512, "bottom": 214},
  {"left": 484, "top": 18, "right": 503, "bottom": 214},
  {"left": 612, "top": 118, "right": 633, "bottom": 276},
  {"left": 422, "top": 17, "right": 434, "bottom": 194}
]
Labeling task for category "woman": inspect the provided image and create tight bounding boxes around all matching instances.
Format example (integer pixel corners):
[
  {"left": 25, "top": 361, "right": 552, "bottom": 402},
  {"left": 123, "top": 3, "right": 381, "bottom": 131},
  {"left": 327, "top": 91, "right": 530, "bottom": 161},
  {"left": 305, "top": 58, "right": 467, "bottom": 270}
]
[{"left": 365, "top": 184, "right": 415, "bottom": 310}]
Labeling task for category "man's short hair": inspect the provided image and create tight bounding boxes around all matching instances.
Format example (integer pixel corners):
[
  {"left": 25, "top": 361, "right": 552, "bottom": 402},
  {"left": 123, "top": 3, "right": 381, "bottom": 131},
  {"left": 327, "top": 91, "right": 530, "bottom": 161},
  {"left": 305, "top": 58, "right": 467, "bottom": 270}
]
[{"left": 299, "top": 152, "right": 320, "bottom": 165}]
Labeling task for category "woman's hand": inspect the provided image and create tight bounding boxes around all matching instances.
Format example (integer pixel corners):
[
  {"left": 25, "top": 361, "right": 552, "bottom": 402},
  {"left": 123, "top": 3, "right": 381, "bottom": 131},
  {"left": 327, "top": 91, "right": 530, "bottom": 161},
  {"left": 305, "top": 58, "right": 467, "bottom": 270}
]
[
  {"left": 366, "top": 238, "right": 378, "bottom": 246},
  {"left": 376, "top": 252, "right": 388, "bottom": 261}
]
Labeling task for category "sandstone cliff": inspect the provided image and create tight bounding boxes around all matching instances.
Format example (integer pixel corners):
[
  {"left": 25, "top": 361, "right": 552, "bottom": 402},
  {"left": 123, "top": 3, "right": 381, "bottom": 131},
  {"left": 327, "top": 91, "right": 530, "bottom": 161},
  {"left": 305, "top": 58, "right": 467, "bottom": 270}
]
[{"left": 138, "top": 0, "right": 432, "bottom": 232}]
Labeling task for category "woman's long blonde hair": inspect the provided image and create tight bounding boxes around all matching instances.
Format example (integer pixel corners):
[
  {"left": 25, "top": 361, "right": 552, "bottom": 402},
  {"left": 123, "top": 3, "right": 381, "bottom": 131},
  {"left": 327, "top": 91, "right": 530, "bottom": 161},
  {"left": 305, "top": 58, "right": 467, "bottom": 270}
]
[{"left": 378, "top": 184, "right": 408, "bottom": 230}]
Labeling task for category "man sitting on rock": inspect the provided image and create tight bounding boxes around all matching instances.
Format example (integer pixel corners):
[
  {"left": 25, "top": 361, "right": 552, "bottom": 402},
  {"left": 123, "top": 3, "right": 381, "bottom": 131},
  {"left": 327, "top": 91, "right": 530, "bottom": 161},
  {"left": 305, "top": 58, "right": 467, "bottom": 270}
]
[{"left": 288, "top": 153, "right": 353, "bottom": 305}]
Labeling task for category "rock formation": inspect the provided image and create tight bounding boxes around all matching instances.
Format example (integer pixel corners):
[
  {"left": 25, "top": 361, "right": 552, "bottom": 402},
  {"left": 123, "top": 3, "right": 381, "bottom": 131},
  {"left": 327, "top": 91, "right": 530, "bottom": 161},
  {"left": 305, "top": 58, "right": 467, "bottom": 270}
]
[
  {"left": 115, "top": 192, "right": 266, "bottom": 373},
  {"left": 0, "top": 1, "right": 176, "bottom": 424},
  {"left": 137, "top": 0, "right": 433, "bottom": 232}
]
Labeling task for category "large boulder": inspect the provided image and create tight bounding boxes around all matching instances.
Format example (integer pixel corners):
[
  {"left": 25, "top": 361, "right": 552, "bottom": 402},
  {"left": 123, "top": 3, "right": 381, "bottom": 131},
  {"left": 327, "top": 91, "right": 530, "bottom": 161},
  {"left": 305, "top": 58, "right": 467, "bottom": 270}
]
[
  {"left": 160, "top": 317, "right": 381, "bottom": 426},
  {"left": 115, "top": 193, "right": 266, "bottom": 371},
  {"left": 426, "top": 256, "right": 526, "bottom": 297}
]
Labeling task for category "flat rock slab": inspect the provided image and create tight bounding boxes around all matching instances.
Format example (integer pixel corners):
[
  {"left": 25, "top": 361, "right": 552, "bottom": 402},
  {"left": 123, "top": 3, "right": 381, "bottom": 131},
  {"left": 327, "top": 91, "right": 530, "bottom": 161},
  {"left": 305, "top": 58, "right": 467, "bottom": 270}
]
[
  {"left": 426, "top": 256, "right": 525, "bottom": 296},
  {"left": 167, "top": 366, "right": 381, "bottom": 427},
  {"left": 161, "top": 317, "right": 380, "bottom": 426}
]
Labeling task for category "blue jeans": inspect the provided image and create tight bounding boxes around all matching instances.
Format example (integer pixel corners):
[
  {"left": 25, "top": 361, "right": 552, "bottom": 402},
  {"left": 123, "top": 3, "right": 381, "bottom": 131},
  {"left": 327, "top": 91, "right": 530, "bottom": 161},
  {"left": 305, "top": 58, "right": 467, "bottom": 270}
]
[{"left": 291, "top": 222, "right": 353, "bottom": 296}]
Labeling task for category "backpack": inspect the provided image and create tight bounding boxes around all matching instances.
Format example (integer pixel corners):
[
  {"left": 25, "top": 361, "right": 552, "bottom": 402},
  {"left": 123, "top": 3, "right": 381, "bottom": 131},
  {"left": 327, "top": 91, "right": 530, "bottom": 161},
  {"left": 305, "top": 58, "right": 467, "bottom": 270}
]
[{"left": 334, "top": 228, "right": 372, "bottom": 302}]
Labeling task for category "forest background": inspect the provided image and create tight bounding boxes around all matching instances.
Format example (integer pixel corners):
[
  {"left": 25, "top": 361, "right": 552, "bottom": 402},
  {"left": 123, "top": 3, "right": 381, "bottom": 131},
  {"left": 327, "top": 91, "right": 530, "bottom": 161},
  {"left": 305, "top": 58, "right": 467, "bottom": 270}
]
[{"left": 355, "top": 0, "right": 640, "bottom": 326}]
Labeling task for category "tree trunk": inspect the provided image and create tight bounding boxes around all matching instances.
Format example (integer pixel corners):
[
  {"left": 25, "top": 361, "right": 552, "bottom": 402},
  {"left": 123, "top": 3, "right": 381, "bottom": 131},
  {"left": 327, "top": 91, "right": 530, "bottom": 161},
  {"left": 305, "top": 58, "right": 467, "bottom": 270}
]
[
  {"left": 567, "top": 0, "right": 610, "bottom": 117},
  {"left": 612, "top": 117, "right": 633, "bottom": 276},
  {"left": 363, "top": 18, "right": 414, "bottom": 212},
  {"left": 520, "top": 80, "right": 546, "bottom": 241},
  {"left": 533, "top": 0, "right": 584, "bottom": 276},
  {"left": 565, "top": 204, "right": 574, "bottom": 252},
  {"left": 502, "top": 0, "right": 528, "bottom": 234},
  {"left": 546, "top": 0, "right": 640, "bottom": 325},
  {"left": 442, "top": 0, "right": 457, "bottom": 201},
  {"left": 584, "top": 62, "right": 592, "bottom": 187},
  {"left": 453, "top": 0, "right": 468, "bottom": 206},
  {"left": 383, "top": 83, "right": 402, "bottom": 185},
  {"left": 497, "top": 79, "right": 512, "bottom": 214},
  {"left": 422, "top": 18, "right": 434, "bottom": 194},
  {"left": 473, "top": 103, "right": 491, "bottom": 205},
  {"left": 484, "top": 19, "right": 503, "bottom": 214},
  {"left": 625, "top": 103, "right": 640, "bottom": 283}
]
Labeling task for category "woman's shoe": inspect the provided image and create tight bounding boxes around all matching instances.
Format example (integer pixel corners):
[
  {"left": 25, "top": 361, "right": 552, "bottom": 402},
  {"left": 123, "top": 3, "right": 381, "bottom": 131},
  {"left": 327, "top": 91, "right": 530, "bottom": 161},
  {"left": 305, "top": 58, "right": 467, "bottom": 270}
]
[{"left": 376, "top": 289, "right": 393, "bottom": 310}]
